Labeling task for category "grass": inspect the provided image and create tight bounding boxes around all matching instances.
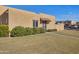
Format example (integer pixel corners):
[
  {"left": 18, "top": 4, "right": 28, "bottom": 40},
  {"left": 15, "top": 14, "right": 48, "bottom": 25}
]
[
  {"left": 55, "top": 30, "right": 79, "bottom": 38},
  {"left": 0, "top": 30, "right": 79, "bottom": 53}
]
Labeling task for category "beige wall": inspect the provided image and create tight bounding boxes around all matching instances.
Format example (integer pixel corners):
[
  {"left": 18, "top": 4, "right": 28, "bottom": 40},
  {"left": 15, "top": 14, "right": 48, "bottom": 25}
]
[
  {"left": 8, "top": 8, "right": 38, "bottom": 30},
  {"left": 39, "top": 13, "right": 56, "bottom": 29},
  {"left": 0, "top": 6, "right": 8, "bottom": 15},
  {"left": 55, "top": 23, "right": 64, "bottom": 31},
  {"left": 8, "top": 8, "right": 56, "bottom": 30},
  {"left": 0, "top": 6, "right": 64, "bottom": 31}
]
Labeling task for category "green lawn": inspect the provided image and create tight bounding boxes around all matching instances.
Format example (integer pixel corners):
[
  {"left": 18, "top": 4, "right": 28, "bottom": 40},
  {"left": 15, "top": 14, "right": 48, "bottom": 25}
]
[{"left": 0, "top": 30, "right": 79, "bottom": 54}]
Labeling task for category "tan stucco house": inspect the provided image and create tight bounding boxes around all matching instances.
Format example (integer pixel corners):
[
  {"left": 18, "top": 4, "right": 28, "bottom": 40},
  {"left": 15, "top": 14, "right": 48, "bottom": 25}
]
[{"left": 0, "top": 6, "right": 64, "bottom": 31}]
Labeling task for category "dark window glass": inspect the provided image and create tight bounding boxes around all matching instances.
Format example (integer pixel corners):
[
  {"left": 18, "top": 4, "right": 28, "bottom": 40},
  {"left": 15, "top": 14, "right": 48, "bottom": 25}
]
[
  {"left": 33, "top": 20, "right": 38, "bottom": 28},
  {"left": 0, "top": 10, "right": 8, "bottom": 25}
]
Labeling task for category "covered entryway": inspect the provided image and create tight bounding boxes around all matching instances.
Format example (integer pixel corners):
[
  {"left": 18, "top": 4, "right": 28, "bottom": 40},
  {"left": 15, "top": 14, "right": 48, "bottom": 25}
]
[{"left": 40, "top": 18, "right": 51, "bottom": 29}]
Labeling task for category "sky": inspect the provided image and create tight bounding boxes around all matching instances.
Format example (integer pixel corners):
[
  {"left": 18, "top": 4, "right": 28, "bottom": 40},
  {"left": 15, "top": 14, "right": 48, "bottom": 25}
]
[{"left": 7, "top": 5, "right": 79, "bottom": 21}]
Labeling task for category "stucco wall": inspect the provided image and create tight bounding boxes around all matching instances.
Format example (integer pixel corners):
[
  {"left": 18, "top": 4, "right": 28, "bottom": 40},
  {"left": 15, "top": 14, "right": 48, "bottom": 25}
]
[
  {"left": 39, "top": 13, "right": 56, "bottom": 29},
  {"left": 0, "top": 6, "right": 64, "bottom": 31},
  {"left": 8, "top": 8, "right": 39, "bottom": 30},
  {"left": 8, "top": 9, "right": 56, "bottom": 30},
  {"left": 55, "top": 23, "right": 64, "bottom": 31},
  {"left": 0, "top": 6, "right": 8, "bottom": 16}
]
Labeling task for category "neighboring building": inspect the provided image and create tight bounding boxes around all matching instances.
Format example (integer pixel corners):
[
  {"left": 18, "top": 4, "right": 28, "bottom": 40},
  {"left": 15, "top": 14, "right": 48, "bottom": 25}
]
[
  {"left": 57, "top": 20, "right": 78, "bottom": 30},
  {"left": 76, "top": 22, "right": 79, "bottom": 28},
  {"left": 57, "top": 20, "right": 76, "bottom": 26},
  {"left": 76, "top": 22, "right": 79, "bottom": 26},
  {"left": 0, "top": 6, "right": 64, "bottom": 31},
  {"left": 71, "top": 21, "right": 76, "bottom": 25}
]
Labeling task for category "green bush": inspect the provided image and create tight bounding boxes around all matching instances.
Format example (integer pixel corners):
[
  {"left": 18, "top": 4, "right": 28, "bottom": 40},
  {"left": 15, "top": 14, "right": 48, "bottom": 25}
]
[
  {"left": 46, "top": 29, "right": 57, "bottom": 32},
  {"left": 25, "top": 27, "right": 33, "bottom": 35},
  {"left": 33, "top": 28, "right": 46, "bottom": 34},
  {"left": 25, "top": 27, "right": 46, "bottom": 35},
  {"left": 33, "top": 28, "right": 41, "bottom": 34},
  {"left": 0, "top": 25, "right": 9, "bottom": 37},
  {"left": 38, "top": 28, "right": 46, "bottom": 33},
  {"left": 10, "top": 26, "right": 46, "bottom": 37},
  {"left": 10, "top": 26, "right": 26, "bottom": 37}
]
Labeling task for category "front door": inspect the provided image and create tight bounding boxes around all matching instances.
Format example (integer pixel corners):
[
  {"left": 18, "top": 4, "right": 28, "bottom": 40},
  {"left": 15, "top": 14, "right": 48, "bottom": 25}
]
[{"left": 42, "top": 21, "right": 47, "bottom": 29}]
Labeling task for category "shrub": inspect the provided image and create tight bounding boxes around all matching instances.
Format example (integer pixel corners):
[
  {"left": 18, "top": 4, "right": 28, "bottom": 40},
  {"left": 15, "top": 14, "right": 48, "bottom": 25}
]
[
  {"left": 25, "top": 27, "right": 33, "bottom": 35},
  {"left": 47, "top": 29, "right": 57, "bottom": 32},
  {"left": 38, "top": 28, "right": 46, "bottom": 33},
  {"left": 10, "top": 26, "right": 26, "bottom": 37},
  {"left": 10, "top": 26, "right": 46, "bottom": 37},
  {"left": 0, "top": 25, "right": 9, "bottom": 37},
  {"left": 25, "top": 27, "right": 46, "bottom": 35},
  {"left": 32, "top": 28, "right": 46, "bottom": 34},
  {"left": 33, "top": 28, "right": 41, "bottom": 34}
]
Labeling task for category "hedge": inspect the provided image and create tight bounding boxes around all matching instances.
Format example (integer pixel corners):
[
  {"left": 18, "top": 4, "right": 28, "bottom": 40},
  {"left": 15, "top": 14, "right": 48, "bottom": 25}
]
[
  {"left": 0, "top": 25, "right": 9, "bottom": 37},
  {"left": 38, "top": 27, "right": 46, "bottom": 33},
  {"left": 33, "top": 28, "right": 41, "bottom": 34},
  {"left": 10, "top": 26, "right": 26, "bottom": 37},
  {"left": 25, "top": 27, "right": 33, "bottom": 35},
  {"left": 10, "top": 26, "right": 46, "bottom": 37},
  {"left": 0, "top": 25, "right": 57, "bottom": 37}
]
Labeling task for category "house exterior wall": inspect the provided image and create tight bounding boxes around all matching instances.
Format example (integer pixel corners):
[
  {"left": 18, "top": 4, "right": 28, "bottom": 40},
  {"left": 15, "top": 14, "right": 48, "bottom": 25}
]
[
  {"left": 0, "top": 6, "right": 8, "bottom": 15},
  {"left": 8, "top": 8, "right": 56, "bottom": 30},
  {"left": 39, "top": 13, "right": 56, "bottom": 29},
  {"left": 0, "top": 10, "right": 8, "bottom": 25},
  {"left": 0, "top": 6, "right": 64, "bottom": 31},
  {"left": 55, "top": 23, "right": 64, "bottom": 31},
  {"left": 8, "top": 8, "right": 39, "bottom": 30}
]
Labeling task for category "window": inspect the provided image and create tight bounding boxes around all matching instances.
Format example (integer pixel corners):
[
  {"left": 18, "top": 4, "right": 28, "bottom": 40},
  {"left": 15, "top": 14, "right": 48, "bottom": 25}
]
[
  {"left": 0, "top": 10, "right": 8, "bottom": 25},
  {"left": 33, "top": 20, "right": 38, "bottom": 28}
]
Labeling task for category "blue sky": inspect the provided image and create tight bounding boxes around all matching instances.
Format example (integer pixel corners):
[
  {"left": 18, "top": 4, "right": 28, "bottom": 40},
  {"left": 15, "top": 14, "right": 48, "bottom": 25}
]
[{"left": 7, "top": 5, "right": 79, "bottom": 21}]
